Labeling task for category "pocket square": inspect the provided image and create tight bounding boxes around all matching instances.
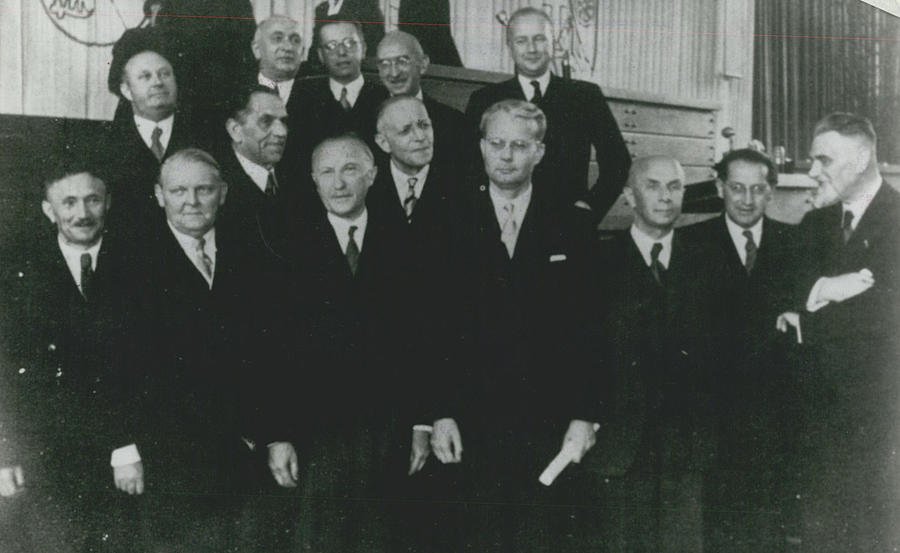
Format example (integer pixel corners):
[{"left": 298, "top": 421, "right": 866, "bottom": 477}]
[{"left": 549, "top": 254, "right": 567, "bottom": 262}]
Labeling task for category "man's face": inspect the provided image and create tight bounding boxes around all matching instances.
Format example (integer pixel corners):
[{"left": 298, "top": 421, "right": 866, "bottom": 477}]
[
  {"left": 120, "top": 51, "right": 177, "bottom": 121},
  {"left": 42, "top": 173, "right": 109, "bottom": 248},
  {"left": 376, "top": 36, "right": 428, "bottom": 96},
  {"left": 318, "top": 23, "right": 365, "bottom": 83},
  {"left": 624, "top": 158, "right": 685, "bottom": 232},
  {"left": 375, "top": 100, "right": 434, "bottom": 173},
  {"left": 480, "top": 112, "right": 545, "bottom": 192},
  {"left": 228, "top": 92, "right": 288, "bottom": 168},
  {"left": 507, "top": 13, "right": 553, "bottom": 79},
  {"left": 312, "top": 140, "right": 377, "bottom": 220},
  {"left": 253, "top": 19, "right": 303, "bottom": 81},
  {"left": 808, "top": 130, "right": 868, "bottom": 207},
  {"left": 716, "top": 159, "right": 772, "bottom": 228},
  {"left": 155, "top": 160, "right": 227, "bottom": 238}
]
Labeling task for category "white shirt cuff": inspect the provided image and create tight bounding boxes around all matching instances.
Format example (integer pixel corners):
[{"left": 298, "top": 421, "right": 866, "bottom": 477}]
[
  {"left": 412, "top": 425, "right": 433, "bottom": 433},
  {"left": 806, "top": 277, "right": 829, "bottom": 312},
  {"left": 110, "top": 444, "right": 140, "bottom": 467}
]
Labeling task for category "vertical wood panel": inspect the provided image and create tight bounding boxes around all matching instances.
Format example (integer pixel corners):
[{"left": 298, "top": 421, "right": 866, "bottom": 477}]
[{"left": 0, "top": 0, "right": 24, "bottom": 115}]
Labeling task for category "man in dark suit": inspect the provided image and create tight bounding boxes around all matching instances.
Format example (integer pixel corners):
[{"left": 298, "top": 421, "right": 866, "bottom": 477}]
[
  {"left": 465, "top": 7, "right": 630, "bottom": 220},
  {"left": 132, "top": 148, "right": 279, "bottom": 552},
  {"left": 103, "top": 46, "right": 200, "bottom": 235},
  {"left": 685, "top": 149, "right": 800, "bottom": 551},
  {"left": 375, "top": 31, "right": 472, "bottom": 167},
  {"left": 0, "top": 167, "right": 140, "bottom": 552},
  {"left": 290, "top": 20, "right": 389, "bottom": 178},
  {"left": 424, "top": 99, "right": 598, "bottom": 552},
  {"left": 264, "top": 135, "right": 412, "bottom": 552},
  {"left": 252, "top": 16, "right": 304, "bottom": 116},
  {"left": 305, "top": 0, "right": 385, "bottom": 73},
  {"left": 783, "top": 113, "right": 900, "bottom": 552},
  {"left": 588, "top": 155, "right": 721, "bottom": 553}
]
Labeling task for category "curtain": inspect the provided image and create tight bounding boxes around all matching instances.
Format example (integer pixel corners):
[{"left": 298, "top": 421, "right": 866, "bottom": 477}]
[{"left": 753, "top": 0, "right": 900, "bottom": 164}]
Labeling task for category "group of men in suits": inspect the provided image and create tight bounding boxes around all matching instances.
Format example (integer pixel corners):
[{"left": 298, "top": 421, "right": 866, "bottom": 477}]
[{"left": 1, "top": 5, "right": 898, "bottom": 553}]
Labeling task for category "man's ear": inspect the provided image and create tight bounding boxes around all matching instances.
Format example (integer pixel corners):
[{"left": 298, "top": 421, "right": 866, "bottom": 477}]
[
  {"left": 365, "top": 164, "right": 378, "bottom": 188},
  {"left": 533, "top": 142, "right": 546, "bottom": 165},
  {"left": 41, "top": 200, "right": 56, "bottom": 224},
  {"left": 251, "top": 38, "right": 262, "bottom": 61},
  {"left": 317, "top": 48, "right": 325, "bottom": 66},
  {"left": 715, "top": 179, "right": 725, "bottom": 199},
  {"left": 623, "top": 186, "right": 635, "bottom": 207},
  {"left": 854, "top": 145, "right": 872, "bottom": 173},
  {"left": 420, "top": 54, "right": 430, "bottom": 75},
  {"left": 374, "top": 131, "right": 391, "bottom": 155},
  {"left": 154, "top": 184, "right": 165, "bottom": 207},
  {"left": 120, "top": 81, "right": 133, "bottom": 103},
  {"left": 225, "top": 117, "right": 242, "bottom": 144}
]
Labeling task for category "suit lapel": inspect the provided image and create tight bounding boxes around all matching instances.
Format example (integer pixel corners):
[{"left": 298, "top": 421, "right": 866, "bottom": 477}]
[
  {"left": 715, "top": 216, "right": 748, "bottom": 279},
  {"left": 848, "top": 183, "right": 898, "bottom": 250}
]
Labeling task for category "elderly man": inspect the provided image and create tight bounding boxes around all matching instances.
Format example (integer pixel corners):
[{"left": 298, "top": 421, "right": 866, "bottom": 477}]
[
  {"left": 252, "top": 16, "right": 304, "bottom": 113},
  {"left": 589, "top": 156, "right": 722, "bottom": 552},
  {"left": 0, "top": 165, "right": 141, "bottom": 552},
  {"left": 784, "top": 113, "right": 900, "bottom": 552},
  {"left": 375, "top": 31, "right": 470, "bottom": 166},
  {"left": 465, "top": 7, "right": 630, "bottom": 220}
]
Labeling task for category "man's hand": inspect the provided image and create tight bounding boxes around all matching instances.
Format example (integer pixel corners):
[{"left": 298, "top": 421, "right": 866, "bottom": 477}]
[
  {"left": 114, "top": 461, "right": 144, "bottom": 495},
  {"left": 431, "top": 418, "right": 463, "bottom": 464},
  {"left": 562, "top": 420, "right": 597, "bottom": 463},
  {"left": 408, "top": 429, "right": 431, "bottom": 475},
  {"left": 816, "top": 270, "right": 874, "bottom": 304},
  {"left": 268, "top": 441, "right": 298, "bottom": 488},
  {"left": 574, "top": 200, "right": 592, "bottom": 211},
  {"left": 776, "top": 311, "right": 803, "bottom": 344},
  {"left": 0, "top": 466, "right": 25, "bottom": 497}
]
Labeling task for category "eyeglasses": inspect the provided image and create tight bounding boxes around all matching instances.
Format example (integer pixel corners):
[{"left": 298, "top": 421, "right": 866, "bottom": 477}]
[
  {"left": 376, "top": 56, "right": 413, "bottom": 71},
  {"left": 322, "top": 37, "right": 359, "bottom": 52},
  {"left": 484, "top": 137, "right": 538, "bottom": 153},
  {"left": 725, "top": 182, "right": 770, "bottom": 196}
]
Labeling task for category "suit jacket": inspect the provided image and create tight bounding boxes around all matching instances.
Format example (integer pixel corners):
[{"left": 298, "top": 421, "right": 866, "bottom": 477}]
[
  {"left": 591, "top": 229, "right": 721, "bottom": 476},
  {"left": 305, "top": 0, "right": 385, "bottom": 69},
  {"left": 422, "top": 93, "right": 473, "bottom": 169},
  {"left": 0, "top": 230, "right": 137, "bottom": 486},
  {"left": 465, "top": 75, "right": 631, "bottom": 218}
]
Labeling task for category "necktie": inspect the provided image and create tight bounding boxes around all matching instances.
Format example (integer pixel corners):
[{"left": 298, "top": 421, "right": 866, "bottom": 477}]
[
  {"left": 339, "top": 87, "right": 352, "bottom": 111},
  {"left": 842, "top": 209, "right": 855, "bottom": 243},
  {"left": 346, "top": 225, "right": 360, "bottom": 275},
  {"left": 80, "top": 252, "right": 93, "bottom": 300},
  {"left": 530, "top": 80, "right": 543, "bottom": 103},
  {"left": 266, "top": 171, "right": 279, "bottom": 197},
  {"left": 500, "top": 203, "right": 517, "bottom": 258},
  {"left": 743, "top": 230, "right": 757, "bottom": 273},
  {"left": 272, "top": 82, "right": 280, "bottom": 98},
  {"left": 150, "top": 126, "right": 165, "bottom": 162},
  {"left": 403, "top": 177, "right": 418, "bottom": 220},
  {"left": 195, "top": 237, "right": 214, "bottom": 281},
  {"left": 650, "top": 242, "right": 665, "bottom": 286}
]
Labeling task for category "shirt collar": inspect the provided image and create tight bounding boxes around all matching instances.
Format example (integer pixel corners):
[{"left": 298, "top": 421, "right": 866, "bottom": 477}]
[
  {"left": 629, "top": 224, "right": 673, "bottom": 269},
  {"left": 489, "top": 182, "right": 532, "bottom": 229},
  {"left": 57, "top": 235, "right": 102, "bottom": 285},
  {"left": 327, "top": 209, "right": 368, "bottom": 252},
  {"left": 842, "top": 176, "right": 883, "bottom": 230},
  {"left": 167, "top": 221, "right": 216, "bottom": 259},
  {"left": 517, "top": 71, "right": 551, "bottom": 101},
  {"left": 133, "top": 113, "right": 174, "bottom": 150},
  {"left": 329, "top": 74, "right": 365, "bottom": 106},
  {"left": 327, "top": 0, "right": 344, "bottom": 15},
  {"left": 258, "top": 73, "right": 295, "bottom": 105},
  {"left": 725, "top": 214, "right": 763, "bottom": 251},
  {"left": 233, "top": 147, "right": 272, "bottom": 193},
  {"left": 414, "top": 89, "right": 424, "bottom": 101},
  {"left": 390, "top": 161, "right": 429, "bottom": 201}
]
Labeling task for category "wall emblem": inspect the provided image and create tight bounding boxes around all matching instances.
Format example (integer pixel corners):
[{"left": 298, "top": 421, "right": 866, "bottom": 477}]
[{"left": 40, "top": 0, "right": 146, "bottom": 47}]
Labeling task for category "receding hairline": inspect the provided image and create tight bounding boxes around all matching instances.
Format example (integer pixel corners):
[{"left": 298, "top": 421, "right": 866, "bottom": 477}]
[
  {"left": 318, "top": 20, "right": 364, "bottom": 44},
  {"left": 506, "top": 7, "right": 553, "bottom": 40},
  {"left": 376, "top": 95, "right": 427, "bottom": 131},
  {"left": 158, "top": 148, "right": 224, "bottom": 187},
  {"left": 44, "top": 171, "right": 108, "bottom": 199},
  {"left": 255, "top": 16, "right": 301, "bottom": 41},
  {"left": 311, "top": 136, "right": 375, "bottom": 170},
  {"left": 626, "top": 156, "right": 685, "bottom": 188},
  {"left": 377, "top": 30, "right": 425, "bottom": 58},
  {"left": 122, "top": 49, "right": 173, "bottom": 77}
]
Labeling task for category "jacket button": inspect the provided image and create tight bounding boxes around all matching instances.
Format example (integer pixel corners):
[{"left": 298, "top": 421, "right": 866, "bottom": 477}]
[{"left": 47, "top": 343, "right": 57, "bottom": 352}]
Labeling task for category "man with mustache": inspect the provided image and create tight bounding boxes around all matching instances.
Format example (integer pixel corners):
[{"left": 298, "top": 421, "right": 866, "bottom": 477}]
[{"left": 0, "top": 166, "right": 142, "bottom": 551}]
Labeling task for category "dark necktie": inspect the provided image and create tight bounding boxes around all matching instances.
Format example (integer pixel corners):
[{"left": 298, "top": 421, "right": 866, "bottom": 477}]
[
  {"left": 195, "top": 237, "right": 213, "bottom": 281},
  {"left": 530, "top": 80, "right": 543, "bottom": 103},
  {"left": 266, "top": 171, "right": 279, "bottom": 197},
  {"left": 346, "top": 225, "right": 360, "bottom": 275},
  {"left": 150, "top": 126, "right": 165, "bottom": 162},
  {"left": 842, "top": 209, "right": 855, "bottom": 243},
  {"left": 743, "top": 230, "right": 757, "bottom": 273},
  {"left": 272, "top": 82, "right": 280, "bottom": 97},
  {"left": 339, "top": 87, "right": 352, "bottom": 111},
  {"left": 403, "top": 177, "right": 418, "bottom": 220},
  {"left": 650, "top": 242, "right": 665, "bottom": 286},
  {"left": 80, "top": 252, "right": 93, "bottom": 300}
]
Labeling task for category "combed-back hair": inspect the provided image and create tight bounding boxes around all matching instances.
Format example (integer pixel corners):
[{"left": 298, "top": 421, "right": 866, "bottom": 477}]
[
  {"left": 479, "top": 99, "right": 547, "bottom": 141},
  {"left": 713, "top": 148, "right": 778, "bottom": 186},
  {"left": 813, "top": 112, "right": 877, "bottom": 145}
]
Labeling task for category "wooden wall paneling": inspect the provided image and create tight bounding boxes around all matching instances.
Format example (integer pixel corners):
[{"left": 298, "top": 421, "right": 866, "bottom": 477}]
[{"left": 0, "top": 0, "right": 24, "bottom": 115}]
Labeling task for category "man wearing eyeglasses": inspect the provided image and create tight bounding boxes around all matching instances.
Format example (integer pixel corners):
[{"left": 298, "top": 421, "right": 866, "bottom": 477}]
[
  {"left": 305, "top": 0, "right": 385, "bottom": 73},
  {"left": 375, "top": 31, "right": 471, "bottom": 168},
  {"left": 682, "top": 148, "right": 800, "bottom": 551},
  {"left": 465, "top": 7, "right": 630, "bottom": 221}
]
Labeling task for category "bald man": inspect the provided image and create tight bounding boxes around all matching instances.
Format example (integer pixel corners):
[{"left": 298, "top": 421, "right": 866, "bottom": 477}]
[
  {"left": 587, "top": 156, "right": 723, "bottom": 552},
  {"left": 375, "top": 31, "right": 471, "bottom": 167}
]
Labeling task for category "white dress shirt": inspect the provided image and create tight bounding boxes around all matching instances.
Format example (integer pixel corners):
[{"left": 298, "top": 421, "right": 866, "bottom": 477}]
[
  {"left": 391, "top": 161, "right": 429, "bottom": 207},
  {"left": 133, "top": 113, "right": 174, "bottom": 152},
  {"left": 168, "top": 222, "right": 217, "bottom": 288},
  {"left": 630, "top": 224, "right": 674, "bottom": 269},
  {"left": 58, "top": 235, "right": 101, "bottom": 291},
  {"left": 234, "top": 148, "right": 272, "bottom": 193},
  {"left": 327, "top": 0, "right": 344, "bottom": 15},
  {"left": 327, "top": 209, "right": 368, "bottom": 253},
  {"left": 489, "top": 182, "right": 532, "bottom": 255},
  {"left": 518, "top": 71, "right": 551, "bottom": 102},
  {"left": 725, "top": 216, "right": 763, "bottom": 267},
  {"left": 329, "top": 74, "right": 365, "bottom": 107},
  {"left": 258, "top": 73, "right": 295, "bottom": 106}
]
